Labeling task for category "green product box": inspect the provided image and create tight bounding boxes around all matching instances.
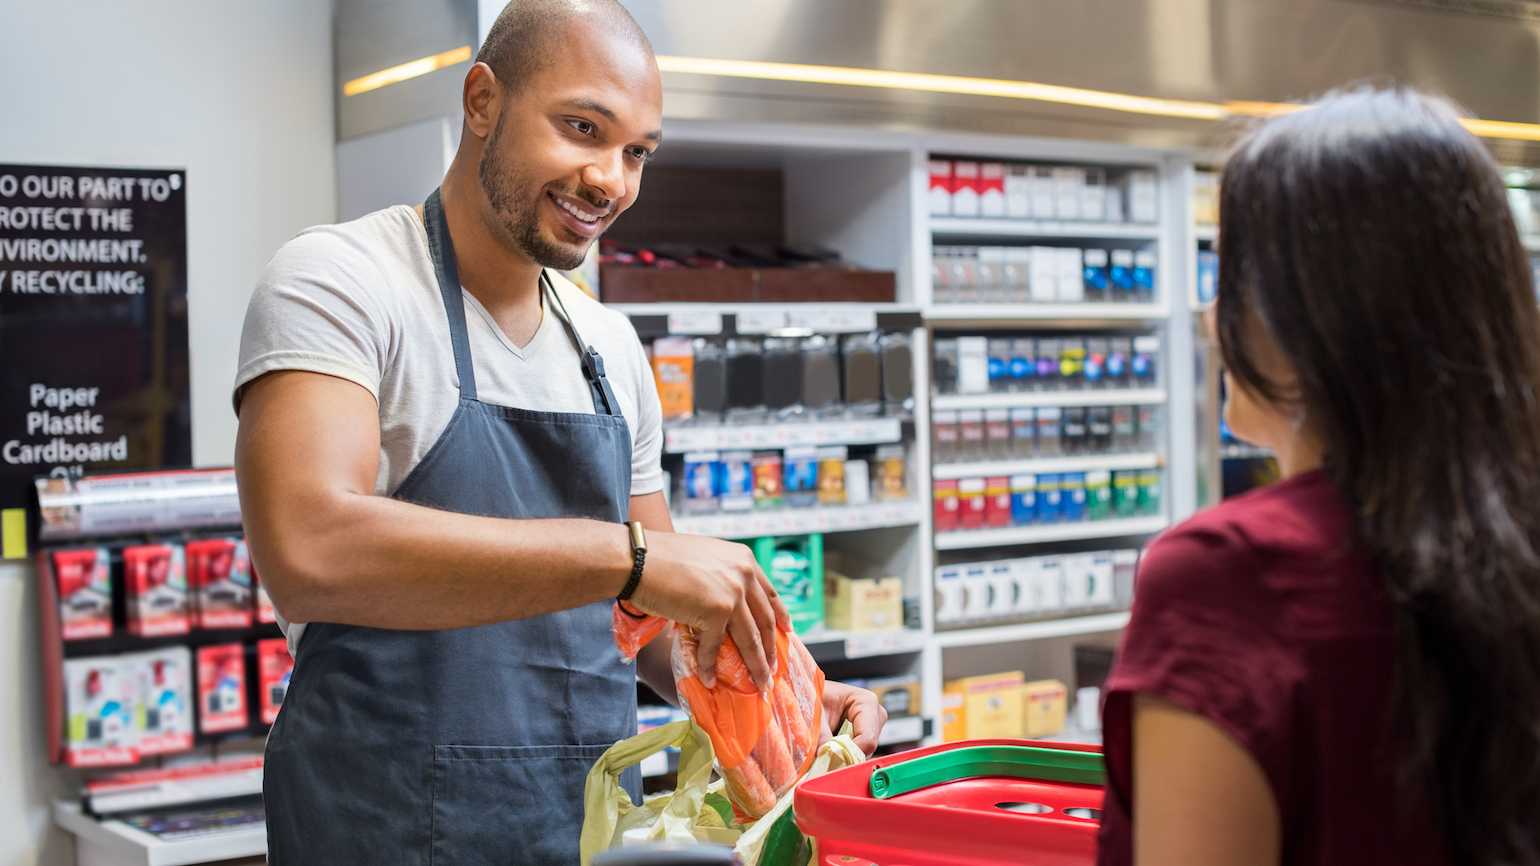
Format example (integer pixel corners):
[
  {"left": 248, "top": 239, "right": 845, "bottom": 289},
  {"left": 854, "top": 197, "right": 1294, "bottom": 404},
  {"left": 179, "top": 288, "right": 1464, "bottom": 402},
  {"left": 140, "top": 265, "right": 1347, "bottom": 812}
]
[
  {"left": 1138, "top": 469, "right": 1162, "bottom": 516},
  {"left": 1085, "top": 470, "right": 1112, "bottom": 521},
  {"left": 753, "top": 533, "right": 825, "bottom": 635},
  {"left": 1111, "top": 471, "right": 1139, "bottom": 517}
]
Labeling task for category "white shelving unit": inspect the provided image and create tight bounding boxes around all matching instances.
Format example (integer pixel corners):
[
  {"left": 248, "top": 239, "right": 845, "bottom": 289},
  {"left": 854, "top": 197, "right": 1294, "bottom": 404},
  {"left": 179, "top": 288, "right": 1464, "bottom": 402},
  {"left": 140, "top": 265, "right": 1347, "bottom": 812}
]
[
  {"left": 932, "top": 452, "right": 1162, "bottom": 481},
  {"left": 935, "top": 611, "right": 1132, "bottom": 648},
  {"left": 931, "top": 217, "right": 1160, "bottom": 240},
  {"left": 55, "top": 800, "right": 265, "bottom": 866},
  {"left": 931, "top": 387, "right": 1166, "bottom": 411},
  {"left": 935, "top": 516, "right": 1169, "bottom": 551},
  {"left": 671, "top": 501, "right": 923, "bottom": 539},
  {"left": 924, "top": 303, "right": 1168, "bottom": 322},
  {"left": 663, "top": 417, "right": 902, "bottom": 454}
]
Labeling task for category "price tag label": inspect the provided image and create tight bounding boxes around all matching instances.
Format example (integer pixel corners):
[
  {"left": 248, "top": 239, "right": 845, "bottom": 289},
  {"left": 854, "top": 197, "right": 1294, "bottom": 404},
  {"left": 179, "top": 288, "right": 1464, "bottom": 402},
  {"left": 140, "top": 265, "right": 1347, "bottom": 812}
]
[
  {"left": 845, "top": 631, "right": 922, "bottom": 659},
  {"left": 666, "top": 310, "right": 724, "bottom": 335},
  {"left": 786, "top": 308, "right": 877, "bottom": 333},
  {"left": 736, "top": 308, "right": 787, "bottom": 334}
]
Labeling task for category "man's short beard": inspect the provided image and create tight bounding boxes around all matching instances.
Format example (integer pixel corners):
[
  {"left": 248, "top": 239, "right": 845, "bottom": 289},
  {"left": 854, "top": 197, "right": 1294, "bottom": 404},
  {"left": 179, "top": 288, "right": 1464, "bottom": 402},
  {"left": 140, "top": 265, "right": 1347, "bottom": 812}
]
[{"left": 478, "top": 114, "right": 588, "bottom": 271}]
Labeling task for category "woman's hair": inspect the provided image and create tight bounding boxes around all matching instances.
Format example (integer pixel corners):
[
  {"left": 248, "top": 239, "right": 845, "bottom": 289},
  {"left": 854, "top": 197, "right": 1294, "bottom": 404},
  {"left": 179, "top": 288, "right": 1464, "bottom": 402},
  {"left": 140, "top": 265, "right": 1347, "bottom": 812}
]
[{"left": 1217, "top": 87, "right": 1540, "bottom": 864}]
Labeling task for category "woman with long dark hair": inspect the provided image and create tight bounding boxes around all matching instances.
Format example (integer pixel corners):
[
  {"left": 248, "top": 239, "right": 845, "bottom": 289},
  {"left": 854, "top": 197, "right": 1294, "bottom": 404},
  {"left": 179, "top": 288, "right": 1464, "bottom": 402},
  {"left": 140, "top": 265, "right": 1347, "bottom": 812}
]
[{"left": 1097, "top": 87, "right": 1540, "bottom": 865}]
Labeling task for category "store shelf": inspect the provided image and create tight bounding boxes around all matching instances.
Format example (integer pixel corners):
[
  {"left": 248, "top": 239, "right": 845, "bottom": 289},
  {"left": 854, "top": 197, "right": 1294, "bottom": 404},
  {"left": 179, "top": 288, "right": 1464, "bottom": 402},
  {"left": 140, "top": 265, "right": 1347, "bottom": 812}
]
[
  {"left": 55, "top": 799, "right": 265, "bottom": 866},
  {"left": 930, "top": 217, "right": 1160, "bottom": 240},
  {"left": 924, "top": 303, "right": 1167, "bottom": 322},
  {"left": 663, "top": 417, "right": 902, "bottom": 454},
  {"left": 801, "top": 628, "right": 929, "bottom": 662},
  {"left": 935, "top": 611, "right": 1132, "bottom": 648},
  {"left": 931, "top": 387, "right": 1166, "bottom": 412},
  {"left": 933, "top": 452, "right": 1162, "bottom": 480},
  {"left": 1194, "top": 225, "right": 1218, "bottom": 242},
  {"left": 877, "top": 715, "right": 929, "bottom": 746},
  {"left": 935, "top": 515, "right": 1168, "bottom": 551},
  {"left": 610, "top": 303, "right": 924, "bottom": 338},
  {"left": 673, "top": 500, "right": 923, "bottom": 539}
]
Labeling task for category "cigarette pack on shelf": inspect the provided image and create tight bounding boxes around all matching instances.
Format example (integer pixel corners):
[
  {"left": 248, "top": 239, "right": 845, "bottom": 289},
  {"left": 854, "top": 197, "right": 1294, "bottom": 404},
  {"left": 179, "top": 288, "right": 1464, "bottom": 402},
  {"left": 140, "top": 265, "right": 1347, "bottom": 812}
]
[
  {"left": 186, "top": 538, "right": 253, "bottom": 629},
  {"left": 824, "top": 571, "right": 903, "bottom": 633},
  {"left": 928, "top": 159, "right": 953, "bottom": 216},
  {"left": 817, "top": 446, "right": 849, "bottom": 506},
  {"left": 650, "top": 336, "right": 695, "bottom": 421},
  {"left": 65, "top": 656, "right": 139, "bottom": 767},
  {"left": 752, "top": 533, "right": 824, "bottom": 635},
  {"left": 53, "top": 547, "right": 113, "bottom": 640},
  {"left": 873, "top": 444, "right": 908, "bottom": 502},
  {"left": 196, "top": 643, "right": 248, "bottom": 734},
  {"left": 123, "top": 543, "right": 190, "bottom": 637},
  {"left": 258, "top": 638, "right": 294, "bottom": 725},
  {"left": 132, "top": 646, "right": 194, "bottom": 756},
  {"left": 864, "top": 674, "right": 923, "bottom": 718}
]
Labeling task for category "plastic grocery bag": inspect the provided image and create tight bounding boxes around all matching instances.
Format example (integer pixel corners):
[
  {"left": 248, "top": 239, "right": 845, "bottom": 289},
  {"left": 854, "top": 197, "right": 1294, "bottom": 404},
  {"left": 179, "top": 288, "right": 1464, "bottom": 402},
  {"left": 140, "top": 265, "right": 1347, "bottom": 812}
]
[
  {"left": 612, "top": 605, "right": 828, "bottom": 821},
  {"left": 581, "top": 717, "right": 865, "bottom": 866},
  {"left": 672, "top": 625, "right": 825, "bottom": 820}
]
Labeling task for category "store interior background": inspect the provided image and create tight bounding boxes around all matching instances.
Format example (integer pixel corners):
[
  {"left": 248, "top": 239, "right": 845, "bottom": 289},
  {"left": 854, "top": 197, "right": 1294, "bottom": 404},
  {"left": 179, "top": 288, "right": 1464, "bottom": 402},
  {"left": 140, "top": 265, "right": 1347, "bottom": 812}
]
[{"left": 4, "top": 1, "right": 1540, "bottom": 864}]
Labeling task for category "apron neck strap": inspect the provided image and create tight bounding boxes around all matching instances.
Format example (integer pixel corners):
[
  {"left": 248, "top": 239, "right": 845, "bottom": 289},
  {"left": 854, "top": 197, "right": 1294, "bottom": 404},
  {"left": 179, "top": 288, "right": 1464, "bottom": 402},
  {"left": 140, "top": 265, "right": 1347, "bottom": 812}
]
[
  {"left": 422, "top": 188, "right": 479, "bottom": 402},
  {"left": 545, "top": 276, "right": 622, "bottom": 417}
]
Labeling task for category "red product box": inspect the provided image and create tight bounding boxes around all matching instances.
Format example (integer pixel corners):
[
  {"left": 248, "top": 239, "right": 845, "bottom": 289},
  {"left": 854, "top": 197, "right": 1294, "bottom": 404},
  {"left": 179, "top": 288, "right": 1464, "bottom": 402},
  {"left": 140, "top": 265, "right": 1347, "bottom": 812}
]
[
  {"left": 123, "top": 544, "right": 190, "bottom": 637},
  {"left": 952, "top": 161, "right": 981, "bottom": 217},
  {"left": 53, "top": 547, "right": 113, "bottom": 640},
  {"left": 253, "top": 567, "right": 277, "bottom": 624},
  {"left": 186, "top": 538, "right": 253, "bottom": 629},
  {"left": 928, "top": 159, "right": 953, "bottom": 216},
  {"left": 979, "top": 162, "right": 1007, "bottom": 218},
  {"left": 196, "top": 643, "right": 248, "bottom": 734},
  {"left": 958, "top": 478, "right": 987, "bottom": 529},
  {"left": 258, "top": 638, "right": 294, "bottom": 725},
  {"left": 985, "top": 476, "right": 1013, "bottom": 528},
  {"left": 933, "top": 479, "right": 960, "bottom": 533}
]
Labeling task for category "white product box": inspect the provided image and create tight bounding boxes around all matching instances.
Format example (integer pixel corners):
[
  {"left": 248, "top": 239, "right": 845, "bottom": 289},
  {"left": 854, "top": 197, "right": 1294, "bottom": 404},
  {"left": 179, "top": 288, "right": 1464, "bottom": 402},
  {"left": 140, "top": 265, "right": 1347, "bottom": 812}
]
[
  {"left": 1088, "top": 551, "right": 1117, "bottom": 607},
  {"left": 1036, "top": 556, "right": 1065, "bottom": 612},
  {"left": 132, "top": 647, "right": 194, "bottom": 756},
  {"left": 1030, "top": 167, "right": 1057, "bottom": 219},
  {"left": 1122, "top": 169, "right": 1159, "bottom": 223},
  {"left": 65, "top": 656, "right": 139, "bottom": 767},
  {"left": 1061, "top": 554, "right": 1093, "bottom": 608},
  {"left": 1005, "top": 165, "right": 1032, "bottom": 218},
  {"left": 953, "top": 161, "right": 981, "bottom": 217},
  {"left": 957, "top": 337, "right": 991, "bottom": 394},
  {"left": 1011, "top": 558, "right": 1039, "bottom": 615},
  {"left": 962, "top": 562, "right": 992, "bottom": 621},
  {"left": 1029, "top": 247, "right": 1059, "bottom": 303},
  {"left": 977, "top": 247, "right": 1006, "bottom": 301},
  {"left": 936, "top": 566, "right": 965, "bottom": 625},
  {"left": 1081, "top": 168, "right": 1107, "bottom": 221},
  {"left": 988, "top": 562, "right": 1016, "bottom": 618},
  {"left": 929, "top": 159, "right": 953, "bottom": 216},
  {"left": 845, "top": 459, "right": 871, "bottom": 505},
  {"left": 1053, "top": 167, "right": 1086, "bottom": 220},
  {"left": 979, "top": 162, "right": 1006, "bottom": 218},
  {"left": 1105, "top": 187, "right": 1125, "bottom": 223},
  {"left": 1113, "top": 549, "right": 1139, "bottom": 606},
  {"left": 1057, "top": 248, "right": 1085, "bottom": 302},
  {"left": 1006, "top": 248, "right": 1033, "bottom": 304}
]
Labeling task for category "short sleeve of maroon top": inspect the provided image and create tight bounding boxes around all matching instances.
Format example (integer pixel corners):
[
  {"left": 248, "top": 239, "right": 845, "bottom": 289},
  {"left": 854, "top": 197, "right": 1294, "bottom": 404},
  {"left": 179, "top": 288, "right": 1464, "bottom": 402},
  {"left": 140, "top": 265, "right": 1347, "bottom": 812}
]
[{"left": 1096, "top": 469, "right": 1447, "bottom": 866}]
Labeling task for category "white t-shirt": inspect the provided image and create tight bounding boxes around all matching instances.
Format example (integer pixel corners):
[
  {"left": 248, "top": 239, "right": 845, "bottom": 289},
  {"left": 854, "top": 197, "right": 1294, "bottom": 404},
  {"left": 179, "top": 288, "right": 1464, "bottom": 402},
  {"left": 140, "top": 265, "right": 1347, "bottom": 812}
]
[{"left": 235, "top": 204, "right": 663, "bottom": 651}]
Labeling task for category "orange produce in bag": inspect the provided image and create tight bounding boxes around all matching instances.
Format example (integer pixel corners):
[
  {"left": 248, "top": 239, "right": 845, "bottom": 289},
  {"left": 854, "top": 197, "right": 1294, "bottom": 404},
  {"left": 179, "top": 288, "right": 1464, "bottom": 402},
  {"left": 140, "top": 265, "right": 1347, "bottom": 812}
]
[
  {"left": 672, "top": 624, "right": 826, "bottom": 820},
  {"left": 612, "top": 603, "right": 667, "bottom": 662}
]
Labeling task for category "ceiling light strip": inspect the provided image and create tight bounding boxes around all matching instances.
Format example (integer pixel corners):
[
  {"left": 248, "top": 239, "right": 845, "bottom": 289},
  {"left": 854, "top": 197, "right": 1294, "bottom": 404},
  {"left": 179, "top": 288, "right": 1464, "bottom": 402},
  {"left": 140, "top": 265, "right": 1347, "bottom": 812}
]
[{"left": 342, "top": 45, "right": 473, "bottom": 97}]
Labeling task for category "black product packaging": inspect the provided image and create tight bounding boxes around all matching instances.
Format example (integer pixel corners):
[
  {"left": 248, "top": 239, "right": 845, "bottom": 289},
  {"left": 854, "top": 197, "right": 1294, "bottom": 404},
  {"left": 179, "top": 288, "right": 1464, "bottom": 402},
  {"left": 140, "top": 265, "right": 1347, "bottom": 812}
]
[
  {"left": 1061, "top": 407, "right": 1089, "bottom": 454},
  {"left": 1036, "top": 407, "right": 1063, "bottom": 456},
  {"left": 725, "top": 338, "right": 765, "bottom": 414},
  {"left": 932, "top": 338, "right": 959, "bottom": 395},
  {"left": 880, "top": 332, "right": 915, "bottom": 410},
  {"left": 1087, "top": 407, "right": 1114, "bottom": 453},
  {"left": 801, "top": 335, "right": 842, "bottom": 413},
  {"left": 1112, "top": 405, "right": 1137, "bottom": 451},
  {"left": 692, "top": 339, "right": 727, "bottom": 418},
  {"left": 763, "top": 337, "right": 804, "bottom": 414},
  {"left": 841, "top": 332, "right": 883, "bottom": 413},
  {"left": 1137, "top": 405, "right": 1160, "bottom": 451}
]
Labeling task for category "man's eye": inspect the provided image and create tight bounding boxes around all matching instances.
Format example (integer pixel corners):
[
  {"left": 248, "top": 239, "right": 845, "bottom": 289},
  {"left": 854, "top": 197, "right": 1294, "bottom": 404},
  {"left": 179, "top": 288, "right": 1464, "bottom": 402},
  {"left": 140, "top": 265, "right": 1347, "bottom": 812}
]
[
  {"left": 567, "top": 119, "right": 596, "bottom": 136},
  {"left": 628, "top": 147, "right": 653, "bottom": 162}
]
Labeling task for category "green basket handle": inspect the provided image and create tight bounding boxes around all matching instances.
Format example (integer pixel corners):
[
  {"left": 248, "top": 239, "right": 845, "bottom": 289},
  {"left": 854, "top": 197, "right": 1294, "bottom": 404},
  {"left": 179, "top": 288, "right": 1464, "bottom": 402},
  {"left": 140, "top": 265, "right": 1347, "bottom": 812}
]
[{"left": 868, "top": 745, "right": 1105, "bottom": 800}]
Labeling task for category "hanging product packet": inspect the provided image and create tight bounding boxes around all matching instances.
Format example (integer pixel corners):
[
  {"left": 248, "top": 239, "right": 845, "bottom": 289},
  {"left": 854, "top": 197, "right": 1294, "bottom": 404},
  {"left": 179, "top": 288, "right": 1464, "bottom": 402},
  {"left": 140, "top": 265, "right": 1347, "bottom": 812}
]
[{"left": 612, "top": 606, "right": 827, "bottom": 820}]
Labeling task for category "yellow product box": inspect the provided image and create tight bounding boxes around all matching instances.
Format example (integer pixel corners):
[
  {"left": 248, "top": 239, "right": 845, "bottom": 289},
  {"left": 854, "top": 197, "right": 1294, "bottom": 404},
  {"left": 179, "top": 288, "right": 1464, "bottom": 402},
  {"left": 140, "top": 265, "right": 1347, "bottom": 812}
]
[
  {"left": 1023, "top": 678, "right": 1069, "bottom": 738},
  {"left": 824, "top": 571, "right": 904, "bottom": 633},
  {"left": 942, "top": 671, "right": 1026, "bottom": 741}
]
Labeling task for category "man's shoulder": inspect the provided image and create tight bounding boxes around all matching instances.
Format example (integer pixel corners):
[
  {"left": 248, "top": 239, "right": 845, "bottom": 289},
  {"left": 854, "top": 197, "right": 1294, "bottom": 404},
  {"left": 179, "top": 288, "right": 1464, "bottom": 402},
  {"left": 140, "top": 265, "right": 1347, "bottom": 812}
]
[
  {"left": 547, "top": 270, "right": 641, "bottom": 351},
  {"left": 262, "top": 205, "right": 421, "bottom": 284}
]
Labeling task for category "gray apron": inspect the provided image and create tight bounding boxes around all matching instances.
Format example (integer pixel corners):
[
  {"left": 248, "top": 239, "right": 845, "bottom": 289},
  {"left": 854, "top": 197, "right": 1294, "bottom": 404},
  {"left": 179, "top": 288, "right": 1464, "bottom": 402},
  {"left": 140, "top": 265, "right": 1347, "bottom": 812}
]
[{"left": 264, "top": 188, "right": 640, "bottom": 865}]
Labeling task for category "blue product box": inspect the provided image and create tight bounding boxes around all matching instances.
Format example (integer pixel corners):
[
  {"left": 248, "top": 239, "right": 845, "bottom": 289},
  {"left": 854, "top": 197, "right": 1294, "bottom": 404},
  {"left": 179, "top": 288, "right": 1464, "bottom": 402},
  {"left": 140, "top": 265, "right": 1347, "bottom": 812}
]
[
  {"left": 1134, "top": 251, "right": 1157, "bottom": 302},
  {"left": 1036, "top": 473, "right": 1063, "bottom": 524},
  {"left": 1010, "top": 474, "right": 1037, "bottom": 526},
  {"left": 1082, "top": 248, "right": 1110, "bottom": 302},
  {"left": 782, "top": 446, "right": 820, "bottom": 508},
  {"left": 1061, "top": 472, "right": 1087, "bottom": 522},
  {"left": 1110, "top": 250, "right": 1136, "bottom": 301},
  {"left": 1197, "top": 250, "right": 1219, "bottom": 304}
]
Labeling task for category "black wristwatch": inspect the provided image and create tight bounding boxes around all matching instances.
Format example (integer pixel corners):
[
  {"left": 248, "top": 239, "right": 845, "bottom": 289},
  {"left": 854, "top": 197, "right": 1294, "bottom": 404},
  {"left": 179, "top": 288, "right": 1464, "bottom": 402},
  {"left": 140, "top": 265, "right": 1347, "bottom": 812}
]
[{"left": 617, "top": 520, "right": 649, "bottom": 619}]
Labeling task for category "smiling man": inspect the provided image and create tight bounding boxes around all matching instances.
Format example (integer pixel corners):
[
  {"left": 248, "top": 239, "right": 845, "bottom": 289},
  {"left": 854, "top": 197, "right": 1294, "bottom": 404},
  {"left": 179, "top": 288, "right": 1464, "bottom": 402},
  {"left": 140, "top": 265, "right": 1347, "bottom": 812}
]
[{"left": 234, "top": 1, "right": 884, "bottom": 864}]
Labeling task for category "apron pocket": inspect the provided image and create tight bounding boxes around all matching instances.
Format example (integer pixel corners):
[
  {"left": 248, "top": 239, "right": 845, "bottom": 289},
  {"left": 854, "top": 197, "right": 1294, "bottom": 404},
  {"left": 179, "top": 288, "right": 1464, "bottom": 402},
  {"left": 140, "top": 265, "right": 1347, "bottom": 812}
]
[{"left": 430, "top": 743, "right": 608, "bottom": 866}]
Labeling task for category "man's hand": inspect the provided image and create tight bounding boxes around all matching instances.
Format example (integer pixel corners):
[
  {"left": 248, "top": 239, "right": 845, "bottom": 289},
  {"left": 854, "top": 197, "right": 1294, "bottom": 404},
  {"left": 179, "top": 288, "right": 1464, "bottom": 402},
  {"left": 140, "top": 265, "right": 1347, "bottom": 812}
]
[
  {"left": 822, "top": 680, "right": 888, "bottom": 756},
  {"left": 624, "top": 531, "right": 790, "bottom": 692}
]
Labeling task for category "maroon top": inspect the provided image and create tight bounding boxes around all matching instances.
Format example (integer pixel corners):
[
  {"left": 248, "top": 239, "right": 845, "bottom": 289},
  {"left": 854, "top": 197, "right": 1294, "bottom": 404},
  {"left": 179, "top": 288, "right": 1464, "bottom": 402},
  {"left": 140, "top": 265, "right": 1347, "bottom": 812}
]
[{"left": 1097, "top": 470, "right": 1448, "bottom": 865}]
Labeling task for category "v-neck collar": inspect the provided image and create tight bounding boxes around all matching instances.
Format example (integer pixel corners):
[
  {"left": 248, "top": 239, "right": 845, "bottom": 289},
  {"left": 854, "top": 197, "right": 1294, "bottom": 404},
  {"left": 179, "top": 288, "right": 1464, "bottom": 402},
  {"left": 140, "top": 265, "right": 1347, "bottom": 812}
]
[{"left": 462, "top": 286, "right": 548, "bottom": 361}]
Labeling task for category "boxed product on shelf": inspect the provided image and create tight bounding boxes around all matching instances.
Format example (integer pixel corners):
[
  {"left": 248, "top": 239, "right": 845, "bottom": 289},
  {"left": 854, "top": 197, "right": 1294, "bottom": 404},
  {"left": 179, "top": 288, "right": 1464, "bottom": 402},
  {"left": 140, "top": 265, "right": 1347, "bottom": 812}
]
[
  {"left": 942, "top": 671, "right": 1026, "bottom": 742},
  {"left": 1086, "top": 470, "right": 1114, "bottom": 520},
  {"left": 1088, "top": 406, "right": 1113, "bottom": 450},
  {"left": 1112, "top": 406, "right": 1137, "bottom": 450},
  {"left": 873, "top": 445, "right": 908, "bottom": 501},
  {"left": 957, "top": 478, "right": 987, "bottom": 529},
  {"left": 1029, "top": 166, "right": 1056, "bottom": 219},
  {"left": 753, "top": 534, "right": 824, "bottom": 635},
  {"left": 1061, "top": 473, "right": 1087, "bottom": 522},
  {"left": 1121, "top": 169, "right": 1159, "bottom": 223},
  {"left": 720, "top": 450, "right": 754, "bottom": 512},
  {"left": 986, "top": 339, "right": 1010, "bottom": 391},
  {"left": 979, "top": 162, "right": 1006, "bottom": 218},
  {"left": 751, "top": 451, "right": 783, "bottom": 508},
  {"left": 1137, "top": 404, "right": 1160, "bottom": 449},
  {"left": 1036, "top": 473, "right": 1063, "bottom": 523},
  {"left": 1061, "top": 407, "right": 1088, "bottom": 453},
  {"left": 123, "top": 544, "right": 190, "bottom": 637},
  {"left": 879, "top": 332, "right": 914, "bottom": 411},
  {"left": 841, "top": 332, "right": 884, "bottom": 414},
  {"left": 1197, "top": 250, "right": 1219, "bottom": 304},
  {"left": 185, "top": 538, "right": 253, "bottom": 630},
  {"left": 1084, "top": 339, "right": 1108, "bottom": 388},
  {"left": 1110, "top": 250, "right": 1136, "bottom": 301},
  {"left": 682, "top": 451, "right": 720, "bottom": 513},
  {"left": 864, "top": 675, "right": 922, "bottom": 719},
  {"left": 984, "top": 476, "right": 1012, "bottom": 528},
  {"left": 961, "top": 562, "right": 991, "bottom": 621},
  {"left": 725, "top": 337, "right": 765, "bottom": 416},
  {"left": 817, "top": 446, "right": 848, "bottom": 506},
  {"left": 824, "top": 571, "right": 903, "bottom": 632},
  {"left": 763, "top": 336, "right": 803, "bottom": 416},
  {"left": 933, "top": 479, "right": 960, "bottom": 533},
  {"left": 935, "top": 564, "right": 964, "bottom": 625},
  {"left": 1056, "top": 248, "right": 1084, "bottom": 302},
  {"left": 844, "top": 459, "right": 871, "bottom": 506},
  {"left": 952, "top": 161, "right": 980, "bottom": 217},
  {"left": 52, "top": 546, "right": 113, "bottom": 640},
  {"left": 1139, "top": 468, "right": 1163, "bottom": 515},
  {"left": 258, "top": 638, "right": 294, "bottom": 725},
  {"left": 1029, "top": 246, "right": 1058, "bottom": 303},
  {"left": 65, "top": 655, "right": 138, "bottom": 767},
  {"left": 1005, "top": 165, "right": 1031, "bottom": 218},
  {"left": 783, "top": 446, "right": 820, "bottom": 508},
  {"left": 1111, "top": 470, "right": 1140, "bottom": 517},
  {"left": 1052, "top": 167, "right": 1084, "bottom": 220},
  {"left": 1134, "top": 250, "right": 1158, "bottom": 302},
  {"left": 1113, "top": 549, "right": 1139, "bottom": 607},
  {"left": 693, "top": 339, "right": 726, "bottom": 419},
  {"left": 1107, "top": 337, "right": 1132, "bottom": 386},
  {"left": 132, "top": 646, "right": 194, "bottom": 756},
  {"left": 650, "top": 336, "right": 695, "bottom": 421},
  {"left": 1036, "top": 407, "right": 1063, "bottom": 455},
  {"left": 1023, "top": 679, "right": 1069, "bottom": 737},
  {"left": 987, "top": 561, "right": 1017, "bottom": 618},
  {"left": 956, "top": 337, "right": 989, "bottom": 394},
  {"left": 1083, "top": 249, "right": 1110, "bottom": 302},
  {"left": 1082, "top": 169, "right": 1107, "bottom": 221},
  {"left": 984, "top": 409, "right": 1011, "bottom": 457},
  {"left": 1133, "top": 336, "right": 1160, "bottom": 385},
  {"left": 1035, "top": 555, "right": 1066, "bottom": 612},
  {"left": 196, "top": 643, "right": 248, "bottom": 734},
  {"left": 958, "top": 410, "right": 985, "bottom": 458},
  {"left": 1010, "top": 474, "right": 1037, "bottom": 525},
  {"left": 928, "top": 159, "right": 953, "bottom": 216}
]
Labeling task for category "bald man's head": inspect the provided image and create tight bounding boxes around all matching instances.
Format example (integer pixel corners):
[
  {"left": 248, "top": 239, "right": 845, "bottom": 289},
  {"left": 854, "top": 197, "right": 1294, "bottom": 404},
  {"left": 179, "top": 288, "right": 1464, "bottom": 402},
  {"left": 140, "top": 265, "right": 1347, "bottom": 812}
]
[{"left": 476, "top": 0, "right": 654, "bottom": 92}]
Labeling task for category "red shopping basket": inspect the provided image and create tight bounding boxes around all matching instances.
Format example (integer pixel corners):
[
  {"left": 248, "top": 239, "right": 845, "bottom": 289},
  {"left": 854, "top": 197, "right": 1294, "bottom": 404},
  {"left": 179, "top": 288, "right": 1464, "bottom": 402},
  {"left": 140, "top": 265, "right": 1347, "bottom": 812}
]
[{"left": 794, "top": 739, "right": 1104, "bottom": 866}]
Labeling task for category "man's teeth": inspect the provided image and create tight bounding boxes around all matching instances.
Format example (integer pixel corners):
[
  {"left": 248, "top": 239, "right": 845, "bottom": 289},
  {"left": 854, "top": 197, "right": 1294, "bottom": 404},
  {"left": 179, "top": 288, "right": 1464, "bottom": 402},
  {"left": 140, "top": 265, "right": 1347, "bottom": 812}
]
[{"left": 555, "top": 196, "right": 601, "bottom": 223}]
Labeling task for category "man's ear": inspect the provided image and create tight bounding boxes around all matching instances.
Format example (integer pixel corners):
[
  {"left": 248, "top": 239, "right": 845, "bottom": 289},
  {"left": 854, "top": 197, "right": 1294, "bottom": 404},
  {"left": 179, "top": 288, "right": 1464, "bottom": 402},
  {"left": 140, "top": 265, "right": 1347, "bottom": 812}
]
[{"left": 462, "top": 62, "right": 502, "bottom": 141}]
